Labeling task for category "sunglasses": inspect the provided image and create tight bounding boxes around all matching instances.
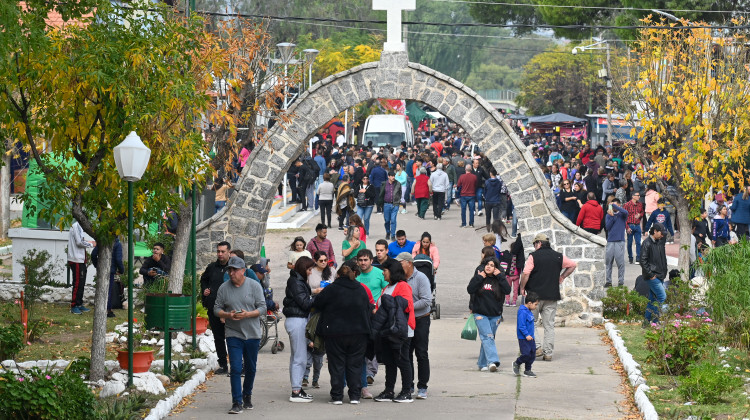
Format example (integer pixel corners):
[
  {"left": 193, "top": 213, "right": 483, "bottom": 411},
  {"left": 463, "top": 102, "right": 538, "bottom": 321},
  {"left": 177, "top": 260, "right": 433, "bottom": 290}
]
[{"left": 317, "top": 259, "right": 327, "bottom": 263}]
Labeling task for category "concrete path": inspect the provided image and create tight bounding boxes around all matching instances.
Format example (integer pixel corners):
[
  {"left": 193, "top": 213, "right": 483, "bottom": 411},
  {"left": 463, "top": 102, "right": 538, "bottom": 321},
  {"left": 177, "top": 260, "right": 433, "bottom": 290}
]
[{"left": 170, "top": 202, "right": 637, "bottom": 419}]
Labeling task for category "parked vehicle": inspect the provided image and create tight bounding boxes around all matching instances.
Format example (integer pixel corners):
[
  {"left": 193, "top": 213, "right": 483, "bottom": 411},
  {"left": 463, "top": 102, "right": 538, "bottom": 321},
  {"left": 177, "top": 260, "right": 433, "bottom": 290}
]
[{"left": 362, "top": 115, "right": 414, "bottom": 152}]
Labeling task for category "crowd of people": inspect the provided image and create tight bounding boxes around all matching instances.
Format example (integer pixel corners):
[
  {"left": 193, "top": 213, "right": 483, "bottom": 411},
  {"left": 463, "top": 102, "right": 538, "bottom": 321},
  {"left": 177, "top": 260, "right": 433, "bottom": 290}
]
[{"left": 283, "top": 124, "right": 518, "bottom": 237}]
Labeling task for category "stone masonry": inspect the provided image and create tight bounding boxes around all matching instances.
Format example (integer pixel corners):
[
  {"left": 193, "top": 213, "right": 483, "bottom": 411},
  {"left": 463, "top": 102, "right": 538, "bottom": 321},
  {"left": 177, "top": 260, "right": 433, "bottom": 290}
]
[{"left": 196, "top": 51, "right": 607, "bottom": 326}]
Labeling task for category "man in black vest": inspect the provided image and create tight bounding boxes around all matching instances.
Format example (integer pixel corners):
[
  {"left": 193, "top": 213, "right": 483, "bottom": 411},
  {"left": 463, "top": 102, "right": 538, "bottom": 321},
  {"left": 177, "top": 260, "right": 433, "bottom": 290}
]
[{"left": 519, "top": 233, "right": 578, "bottom": 362}]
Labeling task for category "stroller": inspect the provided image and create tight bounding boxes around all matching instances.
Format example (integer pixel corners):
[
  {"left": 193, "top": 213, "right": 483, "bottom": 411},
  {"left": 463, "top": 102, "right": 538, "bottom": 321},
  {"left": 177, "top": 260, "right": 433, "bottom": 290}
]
[
  {"left": 413, "top": 254, "right": 440, "bottom": 319},
  {"left": 259, "top": 273, "right": 284, "bottom": 354}
]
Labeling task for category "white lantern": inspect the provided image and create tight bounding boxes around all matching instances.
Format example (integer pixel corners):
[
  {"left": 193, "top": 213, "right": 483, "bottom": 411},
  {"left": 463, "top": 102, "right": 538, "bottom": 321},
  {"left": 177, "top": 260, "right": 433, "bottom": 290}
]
[
  {"left": 114, "top": 131, "right": 151, "bottom": 182},
  {"left": 303, "top": 48, "right": 319, "bottom": 65}
]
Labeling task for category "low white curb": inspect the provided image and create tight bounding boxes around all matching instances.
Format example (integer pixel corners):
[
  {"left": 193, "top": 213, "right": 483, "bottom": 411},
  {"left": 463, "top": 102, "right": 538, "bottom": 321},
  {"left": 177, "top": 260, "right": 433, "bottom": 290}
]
[
  {"left": 605, "top": 322, "right": 659, "bottom": 420},
  {"left": 144, "top": 369, "right": 207, "bottom": 420}
]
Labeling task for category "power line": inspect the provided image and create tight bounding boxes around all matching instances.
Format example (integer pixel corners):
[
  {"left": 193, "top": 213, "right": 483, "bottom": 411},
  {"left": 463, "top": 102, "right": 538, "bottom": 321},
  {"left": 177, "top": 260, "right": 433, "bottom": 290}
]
[
  {"left": 185, "top": 9, "right": 750, "bottom": 30},
  {"left": 429, "top": 0, "right": 750, "bottom": 15}
]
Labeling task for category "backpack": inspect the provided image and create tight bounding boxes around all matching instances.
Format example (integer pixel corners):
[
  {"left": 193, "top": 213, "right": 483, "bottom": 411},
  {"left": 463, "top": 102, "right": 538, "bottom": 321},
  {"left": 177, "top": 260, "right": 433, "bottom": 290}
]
[{"left": 301, "top": 158, "right": 317, "bottom": 183}]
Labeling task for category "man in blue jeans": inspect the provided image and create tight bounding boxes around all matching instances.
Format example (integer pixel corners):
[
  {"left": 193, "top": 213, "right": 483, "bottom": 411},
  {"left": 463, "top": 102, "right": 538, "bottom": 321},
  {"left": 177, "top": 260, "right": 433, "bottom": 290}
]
[
  {"left": 214, "top": 256, "right": 267, "bottom": 414},
  {"left": 456, "top": 168, "right": 477, "bottom": 228},
  {"left": 623, "top": 193, "right": 645, "bottom": 264},
  {"left": 640, "top": 223, "right": 667, "bottom": 325},
  {"left": 379, "top": 171, "right": 402, "bottom": 240}
]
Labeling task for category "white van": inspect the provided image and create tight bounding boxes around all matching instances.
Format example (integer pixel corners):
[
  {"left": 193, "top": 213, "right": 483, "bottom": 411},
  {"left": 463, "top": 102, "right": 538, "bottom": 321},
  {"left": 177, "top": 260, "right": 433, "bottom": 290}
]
[{"left": 362, "top": 115, "right": 414, "bottom": 152}]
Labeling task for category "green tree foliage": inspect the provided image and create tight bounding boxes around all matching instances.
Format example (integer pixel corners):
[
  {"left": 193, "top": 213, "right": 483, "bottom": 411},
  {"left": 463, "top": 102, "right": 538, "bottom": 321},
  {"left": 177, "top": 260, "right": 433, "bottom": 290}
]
[
  {"left": 469, "top": 0, "right": 749, "bottom": 39},
  {"left": 516, "top": 47, "right": 606, "bottom": 116},
  {"left": 464, "top": 63, "right": 522, "bottom": 91},
  {"left": 0, "top": 1, "right": 214, "bottom": 380}
]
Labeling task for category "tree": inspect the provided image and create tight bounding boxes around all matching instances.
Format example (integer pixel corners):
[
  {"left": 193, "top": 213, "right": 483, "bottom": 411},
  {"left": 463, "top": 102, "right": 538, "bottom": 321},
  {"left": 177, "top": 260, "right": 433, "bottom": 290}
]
[
  {"left": 615, "top": 17, "right": 750, "bottom": 278},
  {"left": 464, "top": 63, "right": 522, "bottom": 92},
  {"left": 469, "top": 0, "right": 750, "bottom": 39},
  {"left": 0, "top": 1, "right": 214, "bottom": 380},
  {"left": 297, "top": 29, "right": 382, "bottom": 82},
  {"left": 516, "top": 47, "right": 606, "bottom": 116}
]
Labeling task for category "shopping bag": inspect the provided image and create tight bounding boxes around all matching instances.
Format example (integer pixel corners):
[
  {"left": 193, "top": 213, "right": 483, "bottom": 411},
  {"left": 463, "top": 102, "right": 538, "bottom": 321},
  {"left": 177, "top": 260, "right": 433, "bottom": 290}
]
[{"left": 461, "top": 315, "right": 477, "bottom": 341}]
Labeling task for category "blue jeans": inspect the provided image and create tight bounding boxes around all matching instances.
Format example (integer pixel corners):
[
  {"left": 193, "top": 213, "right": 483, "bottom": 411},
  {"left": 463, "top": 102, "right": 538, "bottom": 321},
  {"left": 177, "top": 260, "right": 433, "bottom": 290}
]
[
  {"left": 475, "top": 187, "right": 485, "bottom": 212},
  {"left": 474, "top": 314, "right": 501, "bottom": 368},
  {"left": 460, "top": 197, "right": 475, "bottom": 226},
  {"left": 406, "top": 177, "right": 414, "bottom": 202},
  {"left": 383, "top": 203, "right": 398, "bottom": 237},
  {"left": 215, "top": 201, "right": 226, "bottom": 214},
  {"left": 644, "top": 278, "right": 666, "bottom": 323},
  {"left": 226, "top": 336, "right": 260, "bottom": 405},
  {"left": 512, "top": 207, "right": 518, "bottom": 236},
  {"left": 627, "top": 224, "right": 642, "bottom": 262},
  {"left": 445, "top": 182, "right": 454, "bottom": 209},
  {"left": 356, "top": 205, "right": 374, "bottom": 234}
]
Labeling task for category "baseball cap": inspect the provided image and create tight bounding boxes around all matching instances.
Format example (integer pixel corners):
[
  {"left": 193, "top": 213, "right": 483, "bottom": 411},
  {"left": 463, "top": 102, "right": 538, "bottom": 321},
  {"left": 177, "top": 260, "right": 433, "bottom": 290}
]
[
  {"left": 546, "top": 162, "right": 553, "bottom": 167},
  {"left": 715, "top": 193, "right": 724, "bottom": 202},
  {"left": 250, "top": 263, "right": 268, "bottom": 274},
  {"left": 395, "top": 252, "right": 414, "bottom": 263},
  {"left": 227, "top": 256, "right": 246, "bottom": 270},
  {"left": 533, "top": 233, "right": 550, "bottom": 243}
]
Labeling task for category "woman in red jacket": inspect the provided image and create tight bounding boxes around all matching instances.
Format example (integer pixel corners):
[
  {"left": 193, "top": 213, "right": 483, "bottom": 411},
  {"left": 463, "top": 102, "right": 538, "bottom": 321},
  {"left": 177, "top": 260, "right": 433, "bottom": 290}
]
[
  {"left": 576, "top": 191, "right": 604, "bottom": 235},
  {"left": 412, "top": 167, "right": 432, "bottom": 220}
]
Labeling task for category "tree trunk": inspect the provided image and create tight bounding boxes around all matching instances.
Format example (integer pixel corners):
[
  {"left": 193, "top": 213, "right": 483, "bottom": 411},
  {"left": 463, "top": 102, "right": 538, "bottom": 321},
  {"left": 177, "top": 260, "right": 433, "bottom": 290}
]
[
  {"left": 168, "top": 198, "right": 192, "bottom": 294},
  {"left": 89, "top": 241, "right": 113, "bottom": 381},
  {"left": 0, "top": 152, "right": 10, "bottom": 239},
  {"left": 676, "top": 199, "right": 692, "bottom": 282}
]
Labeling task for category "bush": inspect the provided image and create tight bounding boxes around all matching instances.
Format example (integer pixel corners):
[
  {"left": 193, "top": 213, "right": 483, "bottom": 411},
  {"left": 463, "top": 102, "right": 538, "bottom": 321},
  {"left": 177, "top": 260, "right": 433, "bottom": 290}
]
[
  {"left": 0, "top": 368, "right": 97, "bottom": 420},
  {"left": 700, "top": 239, "right": 750, "bottom": 321},
  {"left": 678, "top": 361, "right": 743, "bottom": 404},
  {"left": 0, "top": 323, "right": 25, "bottom": 360},
  {"left": 644, "top": 313, "right": 714, "bottom": 375},
  {"left": 602, "top": 286, "right": 650, "bottom": 321},
  {"left": 97, "top": 392, "right": 149, "bottom": 420}
]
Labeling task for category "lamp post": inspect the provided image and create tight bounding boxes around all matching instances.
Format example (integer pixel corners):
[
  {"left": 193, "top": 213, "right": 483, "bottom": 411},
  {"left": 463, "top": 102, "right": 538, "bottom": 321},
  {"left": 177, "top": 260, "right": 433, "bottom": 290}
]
[
  {"left": 114, "top": 131, "right": 151, "bottom": 387},
  {"left": 573, "top": 40, "right": 612, "bottom": 146},
  {"left": 276, "top": 42, "right": 298, "bottom": 208},
  {"left": 303, "top": 49, "right": 319, "bottom": 89}
]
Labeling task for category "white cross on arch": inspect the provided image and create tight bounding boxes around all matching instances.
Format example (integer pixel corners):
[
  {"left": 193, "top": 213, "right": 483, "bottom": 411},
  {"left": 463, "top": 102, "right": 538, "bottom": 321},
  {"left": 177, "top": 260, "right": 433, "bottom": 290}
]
[{"left": 373, "top": 0, "right": 416, "bottom": 52}]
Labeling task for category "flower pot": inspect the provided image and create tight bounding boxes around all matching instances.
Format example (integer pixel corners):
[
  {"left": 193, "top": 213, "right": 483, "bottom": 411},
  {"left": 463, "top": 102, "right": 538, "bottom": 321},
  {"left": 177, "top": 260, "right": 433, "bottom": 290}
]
[
  {"left": 186, "top": 316, "right": 208, "bottom": 335},
  {"left": 117, "top": 349, "right": 155, "bottom": 373}
]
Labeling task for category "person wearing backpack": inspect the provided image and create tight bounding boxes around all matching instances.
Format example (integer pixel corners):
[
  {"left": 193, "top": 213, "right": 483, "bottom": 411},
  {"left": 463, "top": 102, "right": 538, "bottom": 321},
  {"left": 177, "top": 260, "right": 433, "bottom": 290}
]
[{"left": 295, "top": 159, "right": 316, "bottom": 211}]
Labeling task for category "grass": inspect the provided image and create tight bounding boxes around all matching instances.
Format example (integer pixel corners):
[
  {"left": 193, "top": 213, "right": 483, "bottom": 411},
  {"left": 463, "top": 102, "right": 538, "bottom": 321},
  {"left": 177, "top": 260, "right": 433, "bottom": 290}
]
[
  {"left": 14, "top": 303, "right": 125, "bottom": 361},
  {"left": 618, "top": 324, "right": 750, "bottom": 419}
]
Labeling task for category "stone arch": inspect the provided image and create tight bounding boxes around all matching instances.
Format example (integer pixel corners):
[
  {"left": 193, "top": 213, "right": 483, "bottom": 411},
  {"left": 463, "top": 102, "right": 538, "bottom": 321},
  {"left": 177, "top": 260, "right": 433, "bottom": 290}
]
[{"left": 197, "top": 51, "right": 607, "bottom": 325}]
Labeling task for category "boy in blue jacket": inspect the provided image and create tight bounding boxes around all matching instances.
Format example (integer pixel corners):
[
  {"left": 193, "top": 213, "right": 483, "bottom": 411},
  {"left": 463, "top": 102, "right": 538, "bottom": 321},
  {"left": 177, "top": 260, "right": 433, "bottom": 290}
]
[{"left": 513, "top": 291, "right": 540, "bottom": 378}]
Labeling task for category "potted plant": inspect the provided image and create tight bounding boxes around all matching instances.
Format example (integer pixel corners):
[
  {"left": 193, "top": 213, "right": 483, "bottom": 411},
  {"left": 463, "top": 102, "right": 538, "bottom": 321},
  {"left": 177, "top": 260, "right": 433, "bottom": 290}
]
[
  {"left": 141, "top": 277, "right": 192, "bottom": 332},
  {"left": 116, "top": 318, "right": 156, "bottom": 373},
  {"left": 186, "top": 301, "right": 209, "bottom": 336}
]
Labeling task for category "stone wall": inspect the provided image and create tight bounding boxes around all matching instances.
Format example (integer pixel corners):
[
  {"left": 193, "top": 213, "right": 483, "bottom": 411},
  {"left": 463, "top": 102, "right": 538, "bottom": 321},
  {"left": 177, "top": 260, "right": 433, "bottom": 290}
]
[
  {"left": 0, "top": 281, "right": 96, "bottom": 305},
  {"left": 196, "top": 51, "right": 607, "bottom": 326}
]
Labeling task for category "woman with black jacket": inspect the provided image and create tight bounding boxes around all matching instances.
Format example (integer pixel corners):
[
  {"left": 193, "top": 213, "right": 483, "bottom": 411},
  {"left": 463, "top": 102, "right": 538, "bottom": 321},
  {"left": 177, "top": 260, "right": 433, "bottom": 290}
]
[
  {"left": 355, "top": 176, "right": 377, "bottom": 234},
  {"left": 312, "top": 265, "right": 373, "bottom": 404},
  {"left": 283, "top": 256, "right": 316, "bottom": 403},
  {"left": 467, "top": 257, "right": 511, "bottom": 372}
]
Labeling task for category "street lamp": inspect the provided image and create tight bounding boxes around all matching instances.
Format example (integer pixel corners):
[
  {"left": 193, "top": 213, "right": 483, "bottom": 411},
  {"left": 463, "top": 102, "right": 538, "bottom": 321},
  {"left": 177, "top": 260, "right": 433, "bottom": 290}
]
[
  {"left": 276, "top": 42, "right": 298, "bottom": 208},
  {"left": 113, "top": 131, "right": 151, "bottom": 387},
  {"left": 573, "top": 40, "right": 612, "bottom": 146},
  {"left": 303, "top": 48, "right": 319, "bottom": 89}
]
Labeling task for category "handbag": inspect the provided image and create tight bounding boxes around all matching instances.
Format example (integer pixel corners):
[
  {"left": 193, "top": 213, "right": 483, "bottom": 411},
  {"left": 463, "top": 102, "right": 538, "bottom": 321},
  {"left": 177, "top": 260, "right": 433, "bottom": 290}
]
[{"left": 461, "top": 315, "right": 477, "bottom": 341}]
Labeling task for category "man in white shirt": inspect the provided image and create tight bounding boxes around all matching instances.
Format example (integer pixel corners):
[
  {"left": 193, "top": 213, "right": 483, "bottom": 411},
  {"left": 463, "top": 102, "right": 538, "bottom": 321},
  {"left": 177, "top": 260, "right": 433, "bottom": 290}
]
[
  {"left": 336, "top": 133, "right": 346, "bottom": 147},
  {"left": 67, "top": 221, "right": 94, "bottom": 314}
]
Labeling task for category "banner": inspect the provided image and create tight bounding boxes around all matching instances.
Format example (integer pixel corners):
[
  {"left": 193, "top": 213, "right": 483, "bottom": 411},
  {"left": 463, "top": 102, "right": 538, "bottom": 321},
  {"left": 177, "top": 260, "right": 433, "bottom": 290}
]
[
  {"left": 386, "top": 99, "right": 406, "bottom": 115},
  {"left": 560, "top": 127, "right": 586, "bottom": 138}
]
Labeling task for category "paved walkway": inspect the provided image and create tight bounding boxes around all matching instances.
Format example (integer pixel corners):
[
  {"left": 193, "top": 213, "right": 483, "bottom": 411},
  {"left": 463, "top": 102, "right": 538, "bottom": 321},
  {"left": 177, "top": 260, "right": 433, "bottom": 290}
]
[{"left": 170, "top": 203, "right": 639, "bottom": 419}]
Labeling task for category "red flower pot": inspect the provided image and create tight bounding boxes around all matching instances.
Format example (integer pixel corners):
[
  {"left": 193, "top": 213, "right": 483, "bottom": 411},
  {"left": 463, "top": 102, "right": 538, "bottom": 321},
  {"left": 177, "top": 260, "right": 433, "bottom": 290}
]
[
  {"left": 117, "top": 349, "right": 155, "bottom": 373},
  {"left": 185, "top": 316, "right": 208, "bottom": 336}
]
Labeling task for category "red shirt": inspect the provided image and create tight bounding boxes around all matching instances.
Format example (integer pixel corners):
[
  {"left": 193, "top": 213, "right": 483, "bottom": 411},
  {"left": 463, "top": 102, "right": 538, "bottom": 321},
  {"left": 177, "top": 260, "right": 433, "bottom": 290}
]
[
  {"left": 456, "top": 172, "right": 477, "bottom": 197},
  {"left": 623, "top": 200, "right": 644, "bottom": 225}
]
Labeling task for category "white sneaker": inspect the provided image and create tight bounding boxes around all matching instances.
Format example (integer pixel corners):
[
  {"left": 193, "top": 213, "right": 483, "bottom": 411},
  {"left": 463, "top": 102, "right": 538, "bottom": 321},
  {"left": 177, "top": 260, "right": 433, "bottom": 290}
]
[
  {"left": 488, "top": 363, "right": 497, "bottom": 372},
  {"left": 479, "top": 366, "right": 489, "bottom": 372}
]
